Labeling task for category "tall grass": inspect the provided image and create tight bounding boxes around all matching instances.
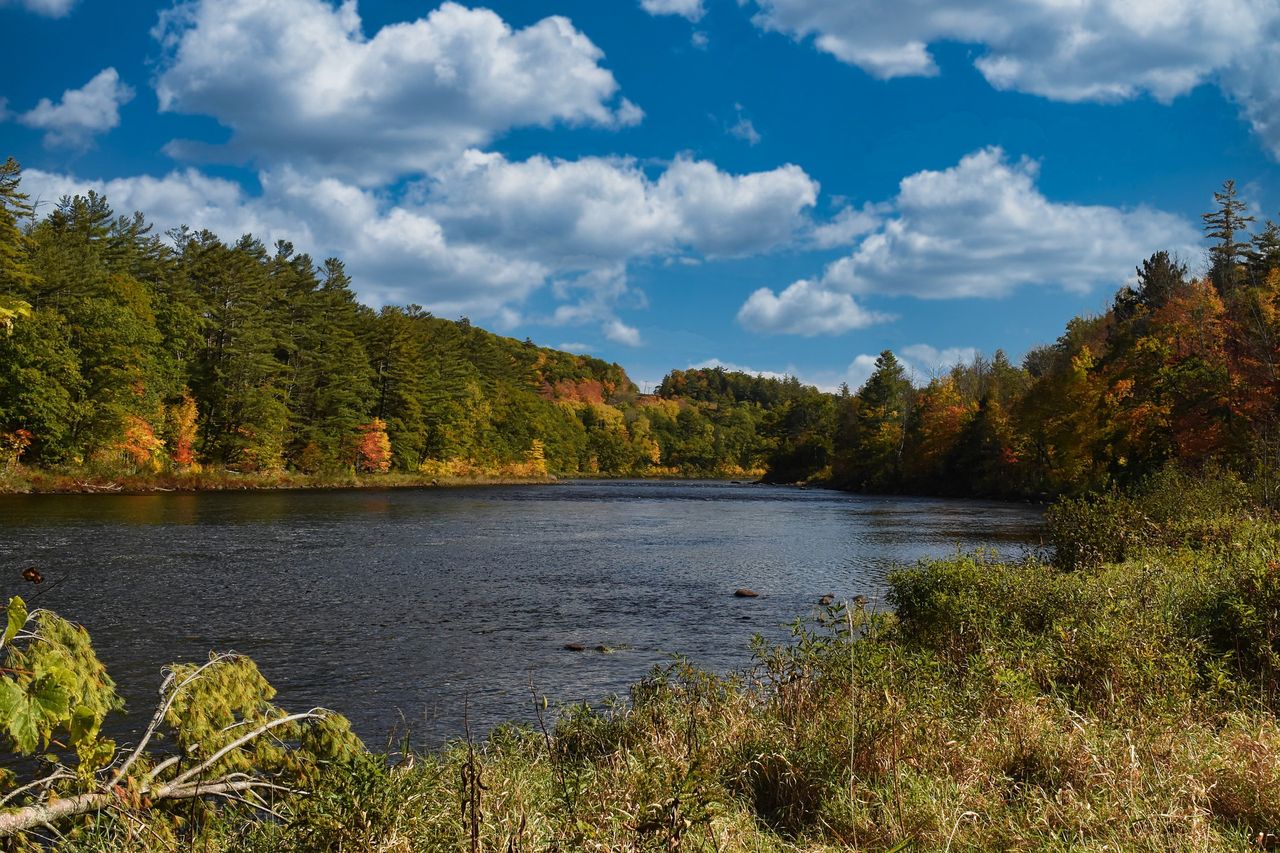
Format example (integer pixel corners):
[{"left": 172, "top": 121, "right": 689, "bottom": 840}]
[{"left": 55, "top": 472, "right": 1280, "bottom": 851}]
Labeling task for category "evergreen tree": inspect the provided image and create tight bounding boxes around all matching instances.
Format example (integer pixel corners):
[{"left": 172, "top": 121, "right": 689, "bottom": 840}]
[{"left": 1203, "top": 180, "right": 1255, "bottom": 294}]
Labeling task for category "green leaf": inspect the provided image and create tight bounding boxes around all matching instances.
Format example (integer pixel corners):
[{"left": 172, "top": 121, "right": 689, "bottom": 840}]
[
  {"left": 3, "top": 595, "right": 27, "bottom": 647},
  {"left": 70, "top": 703, "right": 98, "bottom": 746},
  {"left": 30, "top": 668, "right": 73, "bottom": 725},
  {"left": 0, "top": 677, "right": 22, "bottom": 723},
  {"left": 1, "top": 680, "right": 39, "bottom": 754}
]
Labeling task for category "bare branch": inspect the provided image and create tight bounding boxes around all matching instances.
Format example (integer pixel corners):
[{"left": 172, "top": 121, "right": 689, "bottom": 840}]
[
  {"left": 0, "top": 770, "right": 73, "bottom": 808},
  {"left": 110, "top": 653, "right": 236, "bottom": 786},
  {"left": 0, "top": 779, "right": 306, "bottom": 838},
  {"left": 169, "top": 709, "right": 327, "bottom": 787}
]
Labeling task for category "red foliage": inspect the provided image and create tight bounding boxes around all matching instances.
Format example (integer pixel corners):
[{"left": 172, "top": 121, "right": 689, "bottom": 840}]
[
  {"left": 356, "top": 419, "right": 392, "bottom": 473},
  {"left": 168, "top": 394, "right": 199, "bottom": 468}
]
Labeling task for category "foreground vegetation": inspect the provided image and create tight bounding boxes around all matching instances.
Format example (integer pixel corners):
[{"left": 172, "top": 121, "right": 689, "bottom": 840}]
[{"left": 3, "top": 470, "right": 1278, "bottom": 851}]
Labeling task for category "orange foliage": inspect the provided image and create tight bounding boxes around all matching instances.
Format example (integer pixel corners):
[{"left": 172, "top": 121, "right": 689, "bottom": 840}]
[
  {"left": 0, "top": 429, "right": 33, "bottom": 466},
  {"left": 120, "top": 416, "right": 165, "bottom": 469},
  {"left": 356, "top": 419, "right": 392, "bottom": 473},
  {"left": 167, "top": 394, "right": 199, "bottom": 468},
  {"left": 543, "top": 379, "right": 607, "bottom": 404}
]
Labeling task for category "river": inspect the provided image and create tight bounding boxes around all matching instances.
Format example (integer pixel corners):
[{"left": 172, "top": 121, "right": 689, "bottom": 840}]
[{"left": 0, "top": 480, "right": 1042, "bottom": 746}]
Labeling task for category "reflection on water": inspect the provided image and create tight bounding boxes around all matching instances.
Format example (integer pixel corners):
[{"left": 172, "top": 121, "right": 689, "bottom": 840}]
[{"left": 0, "top": 481, "right": 1042, "bottom": 746}]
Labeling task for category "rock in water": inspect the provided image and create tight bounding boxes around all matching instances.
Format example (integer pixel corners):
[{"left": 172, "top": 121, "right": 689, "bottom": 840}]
[
  {"left": 563, "top": 642, "right": 586, "bottom": 652},
  {"left": 818, "top": 594, "right": 834, "bottom": 606},
  {"left": 734, "top": 588, "right": 759, "bottom": 598}
]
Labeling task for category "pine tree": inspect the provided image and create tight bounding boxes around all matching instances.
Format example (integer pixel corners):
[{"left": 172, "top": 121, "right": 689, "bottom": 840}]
[
  {"left": 1202, "top": 180, "right": 1255, "bottom": 294},
  {"left": 0, "top": 158, "right": 38, "bottom": 299},
  {"left": 1248, "top": 220, "right": 1280, "bottom": 282}
]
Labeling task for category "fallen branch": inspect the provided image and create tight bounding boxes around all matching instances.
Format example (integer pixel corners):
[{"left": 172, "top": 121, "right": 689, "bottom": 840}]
[{"left": 0, "top": 779, "right": 303, "bottom": 838}]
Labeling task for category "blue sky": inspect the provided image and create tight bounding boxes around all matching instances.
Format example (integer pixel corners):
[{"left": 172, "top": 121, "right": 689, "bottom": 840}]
[{"left": 2, "top": 0, "right": 1278, "bottom": 390}]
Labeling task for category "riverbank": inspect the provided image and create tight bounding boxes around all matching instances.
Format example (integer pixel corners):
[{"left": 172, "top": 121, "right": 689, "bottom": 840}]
[
  {"left": 0, "top": 465, "right": 558, "bottom": 495},
  {"left": 0, "top": 465, "right": 772, "bottom": 495},
  {"left": 236, "top": 476, "right": 1280, "bottom": 851},
  {"left": 4, "top": 471, "right": 1277, "bottom": 850}
]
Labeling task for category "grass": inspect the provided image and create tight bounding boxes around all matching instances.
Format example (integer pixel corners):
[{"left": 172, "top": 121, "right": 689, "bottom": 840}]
[
  {"left": 32, "top": 471, "right": 1280, "bottom": 851},
  {"left": 0, "top": 463, "right": 556, "bottom": 495}
]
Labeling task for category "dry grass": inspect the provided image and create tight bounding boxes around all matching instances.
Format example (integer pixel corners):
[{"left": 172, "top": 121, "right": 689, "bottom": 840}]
[{"left": 49, "top": 473, "right": 1280, "bottom": 851}]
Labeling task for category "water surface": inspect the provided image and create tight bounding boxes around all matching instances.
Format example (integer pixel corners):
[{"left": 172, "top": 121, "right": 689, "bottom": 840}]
[{"left": 0, "top": 481, "right": 1042, "bottom": 746}]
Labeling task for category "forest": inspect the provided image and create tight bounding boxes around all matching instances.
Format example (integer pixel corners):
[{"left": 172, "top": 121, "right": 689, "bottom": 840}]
[
  {"left": 0, "top": 156, "right": 773, "bottom": 485},
  {"left": 2, "top": 157, "right": 1279, "bottom": 500}
]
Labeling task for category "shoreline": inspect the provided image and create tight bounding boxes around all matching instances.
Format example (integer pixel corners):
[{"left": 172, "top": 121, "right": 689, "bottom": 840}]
[
  {"left": 0, "top": 468, "right": 768, "bottom": 497},
  {"left": 0, "top": 469, "right": 557, "bottom": 497}
]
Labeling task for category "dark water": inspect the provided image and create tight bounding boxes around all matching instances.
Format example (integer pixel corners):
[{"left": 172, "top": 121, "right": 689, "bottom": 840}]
[{"left": 0, "top": 481, "right": 1042, "bottom": 747}]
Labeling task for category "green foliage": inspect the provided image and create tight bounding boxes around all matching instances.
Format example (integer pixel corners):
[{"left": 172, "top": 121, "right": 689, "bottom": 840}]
[
  {"left": 0, "top": 599, "right": 362, "bottom": 846},
  {"left": 0, "top": 602, "right": 120, "bottom": 757}
]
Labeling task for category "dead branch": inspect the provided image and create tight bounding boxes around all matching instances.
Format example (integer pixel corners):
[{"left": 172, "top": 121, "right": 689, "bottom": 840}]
[{"left": 0, "top": 779, "right": 305, "bottom": 838}]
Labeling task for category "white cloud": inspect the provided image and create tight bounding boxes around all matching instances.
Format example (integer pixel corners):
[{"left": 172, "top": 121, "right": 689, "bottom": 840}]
[
  {"left": 689, "top": 358, "right": 793, "bottom": 382},
  {"left": 686, "top": 352, "right": 972, "bottom": 393},
  {"left": 640, "top": 0, "right": 705, "bottom": 21},
  {"left": 557, "top": 342, "right": 597, "bottom": 354},
  {"left": 728, "top": 106, "right": 761, "bottom": 145},
  {"left": 833, "top": 344, "right": 977, "bottom": 391},
  {"left": 432, "top": 150, "right": 819, "bottom": 264},
  {"left": 729, "top": 118, "right": 761, "bottom": 145},
  {"left": 153, "top": 0, "right": 641, "bottom": 183},
  {"left": 691, "top": 31, "right": 710, "bottom": 49},
  {"left": 21, "top": 147, "right": 817, "bottom": 334},
  {"left": 742, "top": 147, "right": 1198, "bottom": 336},
  {"left": 737, "top": 279, "right": 891, "bottom": 336},
  {"left": 810, "top": 203, "right": 881, "bottom": 248},
  {"left": 821, "top": 147, "right": 1198, "bottom": 299},
  {"left": 604, "top": 319, "right": 643, "bottom": 346},
  {"left": 747, "top": 0, "right": 1280, "bottom": 157},
  {"left": 21, "top": 166, "right": 546, "bottom": 319},
  {"left": 16, "top": 68, "right": 133, "bottom": 148},
  {"left": 899, "top": 344, "right": 979, "bottom": 378},
  {"left": 841, "top": 354, "right": 881, "bottom": 392},
  {"left": 1, "top": 0, "right": 76, "bottom": 16}
]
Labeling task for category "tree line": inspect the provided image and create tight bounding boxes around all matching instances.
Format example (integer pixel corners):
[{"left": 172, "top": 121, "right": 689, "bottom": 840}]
[
  {"left": 758, "top": 179, "right": 1280, "bottom": 497},
  {"left": 0, "top": 157, "right": 785, "bottom": 480},
  {"left": 2, "top": 157, "right": 1277, "bottom": 494}
]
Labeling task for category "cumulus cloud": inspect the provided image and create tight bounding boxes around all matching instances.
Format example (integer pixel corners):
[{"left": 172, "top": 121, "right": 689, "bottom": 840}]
[
  {"left": 432, "top": 150, "right": 819, "bottom": 264},
  {"left": 21, "top": 149, "right": 818, "bottom": 333},
  {"left": 1, "top": 0, "right": 76, "bottom": 16},
  {"left": 640, "top": 0, "right": 705, "bottom": 21},
  {"left": 741, "top": 146, "right": 1197, "bottom": 336},
  {"left": 835, "top": 344, "right": 977, "bottom": 391},
  {"left": 810, "top": 203, "right": 881, "bottom": 248},
  {"left": 737, "top": 280, "right": 891, "bottom": 336},
  {"left": 153, "top": 0, "right": 641, "bottom": 183},
  {"left": 822, "top": 147, "right": 1198, "bottom": 299},
  {"left": 841, "top": 354, "right": 882, "bottom": 392},
  {"left": 15, "top": 68, "right": 133, "bottom": 148},
  {"left": 21, "top": 166, "right": 546, "bottom": 318},
  {"left": 604, "top": 319, "right": 643, "bottom": 346},
  {"left": 747, "top": 0, "right": 1280, "bottom": 157}
]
